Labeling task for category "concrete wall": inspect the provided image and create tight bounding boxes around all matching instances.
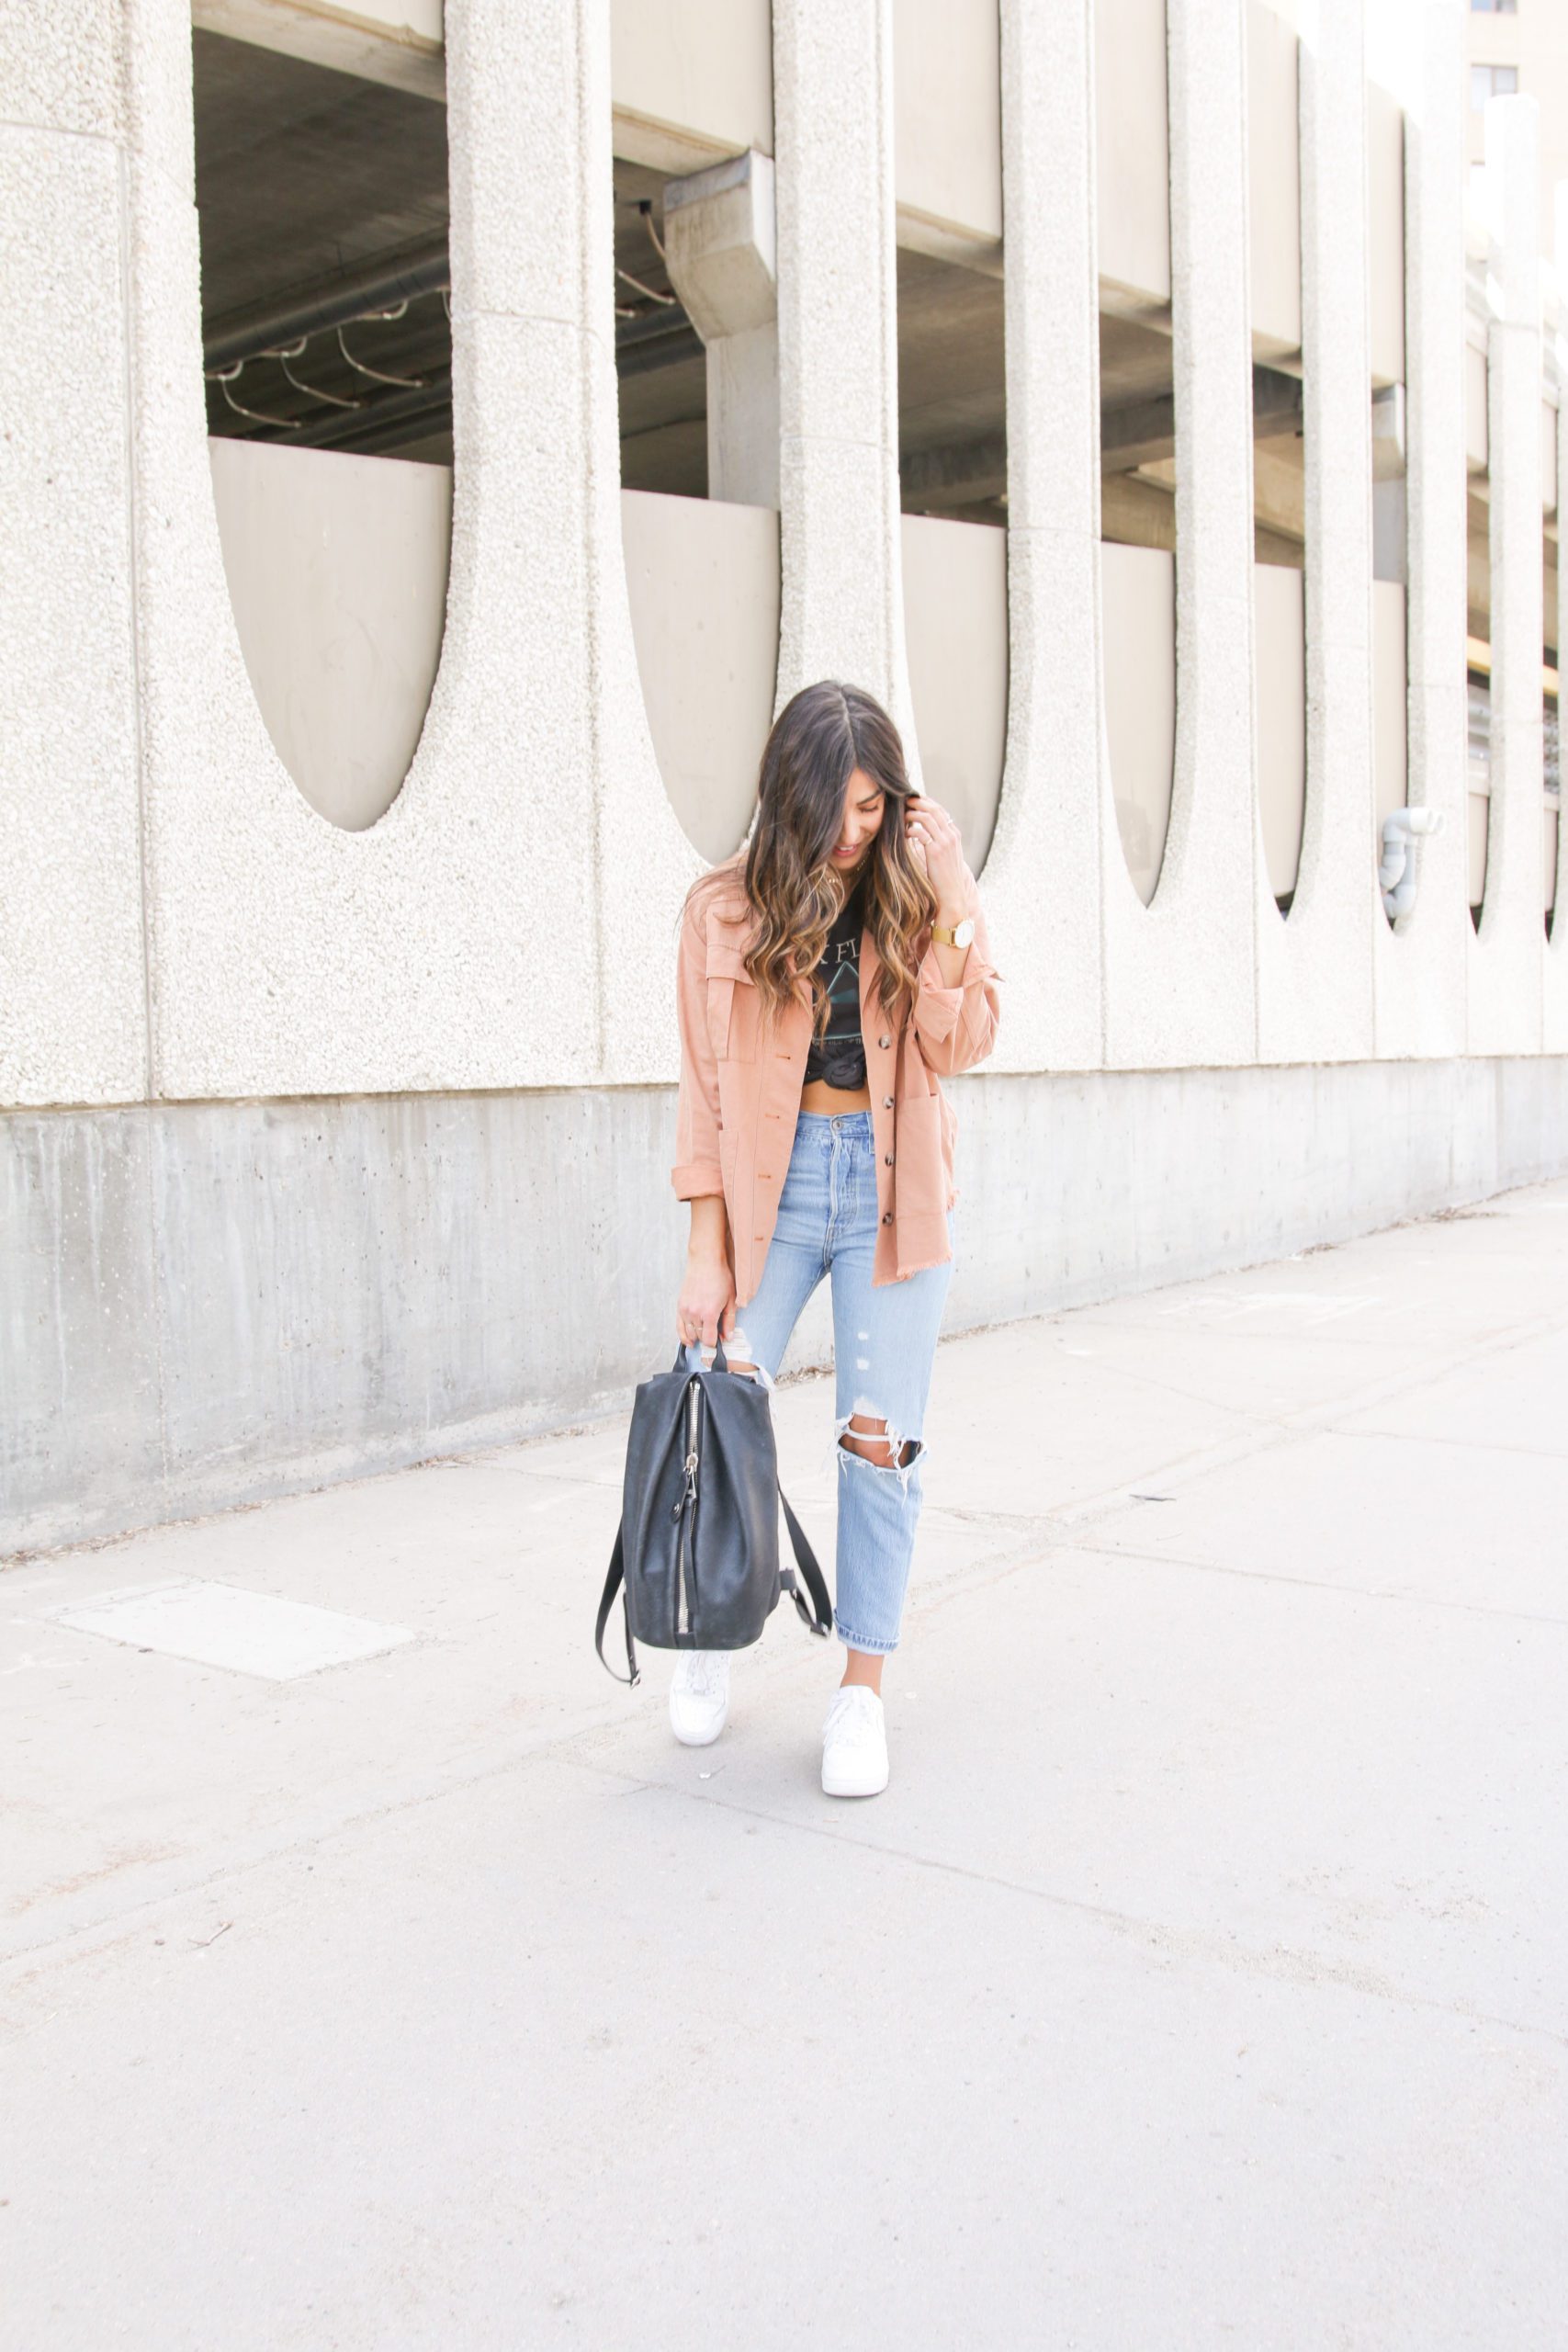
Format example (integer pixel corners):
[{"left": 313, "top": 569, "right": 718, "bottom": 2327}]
[
  {"left": 1101, "top": 546, "right": 1311, "bottom": 913},
  {"left": 6, "top": 0, "right": 1568, "bottom": 1552},
  {"left": 7, "top": 1054, "right": 1568, "bottom": 1557},
  {"left": 201, "top": 472, "right": 1017, "bottom": 884},
  {"left": 894, "top": 0, "right": 1002, "bottom": 254},
  {"left": 1247, "top": 0, "right": 1301, "bottom": 363},
  {"left": 610, "top": 0, "right": 773, "bottom": 170},
  {"left": 1254, "top": 561, "right": 1306, "bottom": 902},
  {"left": 0, "top": 3, "right": 148, "bottom": 1110},
  {"left": 901, "top": 514, "right": 1008, "bottom": 872},
  {"left": 1368, "top": 80, "right": 1406, "bottom": 390},
  {"left": 1461, "top": 0, "right": 1568, "bottom": 265},
  {"left": 621, "top": 490, "right": 781, "bottom": 864},
  {"left": 1104, "top": 542, "right": 1177, "bottom": 905},
  {"left": 1096, "top": 0, "right": 1171, "bottom": 309},
  {"left": 209, "top": 439, "right": 452, "bottom": 831}
]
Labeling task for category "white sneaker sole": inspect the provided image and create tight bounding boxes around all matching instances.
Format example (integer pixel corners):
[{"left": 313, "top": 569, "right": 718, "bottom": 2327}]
[
  {"left": 667, "top": 1702, "right": 728, "bottom": 1758},
  {"left": 821, "top": 1754, "right": 889, "bottom": 1798},
  {"left": 671, "top": 1709, "right": 727, "bottom": 1748}
]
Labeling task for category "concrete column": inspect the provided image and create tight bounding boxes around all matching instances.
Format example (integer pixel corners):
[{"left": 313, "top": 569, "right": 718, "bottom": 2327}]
[
  {"left": 1548, "top": 182, "right": 1568, "bottom": 1051},
  {"left": 662, "top": 151, "right": 780, "bottom": 509},
  {"left": 772, "top": 0, "right": 917, "bottom": 743},
  {"left": 978, "top": 0, "right": 1104, "bottom": 1071},
  {"left": 115, "top": 0, "right": 622, "bottom": 1098},
  {"left": 584, "top": 0, "right": 705, "bottom": 1084},
  {"left": 0, "top": 1, "right": 148, "bottom": 1105},
  {"left": 1102, "top": 0, "right": 1258, "bottom": 1069},
  {"left": 1376, "top": 0, "right": 1468, "bottom": 1058},
  {"left": 1256, "top": 0, "right": 1378, "bottom": 1063},
  {"left": 1470, "top": 91, "right": 1543, "bottom": 1053}
]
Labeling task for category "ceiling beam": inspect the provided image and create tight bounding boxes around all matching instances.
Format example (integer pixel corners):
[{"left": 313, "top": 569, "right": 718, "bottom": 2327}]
[{"left": 192, "top": 0, "right": 444, "bottom": 101}]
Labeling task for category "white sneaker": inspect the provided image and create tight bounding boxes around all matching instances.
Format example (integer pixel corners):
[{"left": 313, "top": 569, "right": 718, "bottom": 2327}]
[
  {"left": 669, "top": 1649, "right": 730, "bottom": 1747},
  {"left": 821, "top": 1685, "right": 889, "bottom": 1797}
]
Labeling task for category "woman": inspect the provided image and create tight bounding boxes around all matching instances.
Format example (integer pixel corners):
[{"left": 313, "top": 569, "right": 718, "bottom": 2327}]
[{"left": 670, "top": 679, "right": 1001, "bottom": 1796}]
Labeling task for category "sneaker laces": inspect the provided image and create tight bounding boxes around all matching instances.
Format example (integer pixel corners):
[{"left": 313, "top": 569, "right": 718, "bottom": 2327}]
[
  {"left": 678, "top": 1649, "right": 728, "bottom": 1700},
  {"left": 824, "top": 1686, "right": 881, "bottom": 1748}
]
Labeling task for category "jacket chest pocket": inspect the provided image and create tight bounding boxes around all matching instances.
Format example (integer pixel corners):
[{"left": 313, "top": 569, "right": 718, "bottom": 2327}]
[
  {"left": 705, "top": 940, "right": 756, "bottom": 1061},
  {"left": 705, "top": 978, "right": 736, "bottom": 1057}
]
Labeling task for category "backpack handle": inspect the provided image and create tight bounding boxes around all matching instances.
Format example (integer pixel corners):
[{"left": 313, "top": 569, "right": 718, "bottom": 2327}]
[{"left": 671, "top": 1333, "right": 730, "bottom": 1374}]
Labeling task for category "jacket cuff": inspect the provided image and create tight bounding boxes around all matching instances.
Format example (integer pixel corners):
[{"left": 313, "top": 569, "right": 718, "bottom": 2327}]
[
  {"left": 671, "top": 1162, "right": 725, "bottom": 1200},
  {"left": 914, "top": 944, "right": 970, "bottom": 1041}
]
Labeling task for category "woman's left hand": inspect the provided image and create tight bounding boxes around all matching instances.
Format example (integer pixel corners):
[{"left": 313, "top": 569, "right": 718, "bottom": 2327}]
[{"left": 904, "top": 794, "right": 973, "bottom": 921}]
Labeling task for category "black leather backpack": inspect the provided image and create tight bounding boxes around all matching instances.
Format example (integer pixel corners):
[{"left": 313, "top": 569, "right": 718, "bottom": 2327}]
[{"left": 595, "top": 1334, "right": 832, "bottom": 1684}]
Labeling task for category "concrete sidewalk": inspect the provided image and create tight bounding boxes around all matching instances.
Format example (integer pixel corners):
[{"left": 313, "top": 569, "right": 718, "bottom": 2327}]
[{"left": 4, "top": 1183, "right": 1565, "bottom": 2349}]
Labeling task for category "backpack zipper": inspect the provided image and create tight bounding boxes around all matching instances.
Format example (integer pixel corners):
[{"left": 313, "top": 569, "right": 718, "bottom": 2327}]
[{"left": 671, "top": 1375, "right": 701, "bottom": 1636}]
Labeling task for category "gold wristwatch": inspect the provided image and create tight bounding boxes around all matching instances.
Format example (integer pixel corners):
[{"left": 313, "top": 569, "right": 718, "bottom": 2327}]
[{"left": 931, "top": 915, "right": 976, "bottom": 949}]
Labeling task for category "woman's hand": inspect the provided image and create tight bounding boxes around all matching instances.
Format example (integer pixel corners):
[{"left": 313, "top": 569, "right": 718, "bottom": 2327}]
[
  {"left": 677, "top": 1255, "right": 736, "bottom": 1351},
  {"left": 904, "top": 794, "right": 974, "bottom": 922},
  {"left": 678, "top": 1196, "right": 737, "bottom": 1350}
]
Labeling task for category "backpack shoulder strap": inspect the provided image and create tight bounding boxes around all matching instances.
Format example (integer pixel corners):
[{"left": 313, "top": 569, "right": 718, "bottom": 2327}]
[
  {"left": 778, "top": 1485, "right": 833, "bottom": 1638},
  {"left": 595, "top": 1525, "right": 640, "bottom": 1686},
  {"left": 598, "top": 1488, "right": 828, "bottom": 1679}
]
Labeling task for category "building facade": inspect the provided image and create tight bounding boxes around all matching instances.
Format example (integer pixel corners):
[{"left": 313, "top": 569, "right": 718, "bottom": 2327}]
[
  {"left": 3, "top": 0, "right": 1566, "bottom": 1554},
  {"left": 1463, "top": 0, "right": 1568, "bottom": 256}
]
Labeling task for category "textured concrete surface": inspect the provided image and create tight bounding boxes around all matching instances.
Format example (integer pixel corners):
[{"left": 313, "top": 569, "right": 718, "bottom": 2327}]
[
  {"left": 8, "top": 1055, "right": 1568, "bottom": 1555},
  {"left": 6, "top": 0, "right": 1567, "bottom": 1111},
  {"left": 986, "top": 0, "right": 1105, "bottom": 1071},
  {"left": 1100, "top": 0, "right": 1261, "bottom": 1070},
  {"left": 1256, "top": 0, "right": 1376, "bottom": 1064},
  {"left": 1472, "top": 94, "right": 1546, "bottom": 1057},
  {"left": 1377, "top": 0, "right": 1472, "bottom": 1061},
  {"left": 0, "top": 102, "right": 147, "bottom": 1106},
  {"left": 3, "top": 1179, "right": 1564, "bottom": 2349},
  {"left": 118, "top": 0, "right": 699, "bottom": 1102},
  {"left": 773, "top": 0, "right": 918, "bottom": 746}
]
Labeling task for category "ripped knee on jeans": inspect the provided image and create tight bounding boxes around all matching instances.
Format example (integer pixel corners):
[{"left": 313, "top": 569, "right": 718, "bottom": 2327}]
[
  {"left": 834, "top": 1405, "right": 924, "bottom": 1486},
  {"left": 713, "top": 1327, "right": 773, "bottom": 1386}
]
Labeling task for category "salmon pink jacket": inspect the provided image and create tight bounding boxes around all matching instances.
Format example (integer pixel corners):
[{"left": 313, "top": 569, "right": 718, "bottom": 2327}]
[{"left": 671, "top": 853, "right": 1003, "bottom": 1306}]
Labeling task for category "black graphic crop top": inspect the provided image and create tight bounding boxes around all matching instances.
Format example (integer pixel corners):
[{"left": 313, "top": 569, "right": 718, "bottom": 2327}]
[{"left": 803, "top": 882, "right": 868, "bottom": 1091}]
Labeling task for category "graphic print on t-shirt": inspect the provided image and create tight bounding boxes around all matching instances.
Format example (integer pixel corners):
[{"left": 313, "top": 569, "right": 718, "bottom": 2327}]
[
  {"left": 823, "top": 939, "right": 861, "bottom": 1022},
  {"left": 805, "top": 882, "right": 868, "bottom": 1090}
]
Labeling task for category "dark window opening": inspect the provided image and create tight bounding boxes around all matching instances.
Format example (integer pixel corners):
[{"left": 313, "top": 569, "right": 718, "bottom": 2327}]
[
  {"left": 196, "top": 30, "right": 452, "bottom": 463},
  {"left": 613, "top": 160, "right": 705, "bottom": 497}
]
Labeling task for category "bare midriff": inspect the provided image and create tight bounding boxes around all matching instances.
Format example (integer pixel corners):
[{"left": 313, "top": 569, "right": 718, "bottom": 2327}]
[{"left": 799, "top": 1076, "right": 872, "bottom": 1114}]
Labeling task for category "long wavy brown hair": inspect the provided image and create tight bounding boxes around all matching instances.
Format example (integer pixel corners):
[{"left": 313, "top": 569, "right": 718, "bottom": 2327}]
[{"left": 683, "top": 680, "right": 937, "bottom": 1046}]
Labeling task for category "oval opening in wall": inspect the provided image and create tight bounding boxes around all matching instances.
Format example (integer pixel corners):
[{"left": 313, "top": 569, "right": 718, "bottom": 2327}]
[
  {"left": 1103, "top": 540, "right": 1176, "bottom": 903},
  {"left": 193, "top": 20, "right": 452, "bottom": 831},
  {"left": 903, "top": 510, "right": 1008, "bottom": 876}
]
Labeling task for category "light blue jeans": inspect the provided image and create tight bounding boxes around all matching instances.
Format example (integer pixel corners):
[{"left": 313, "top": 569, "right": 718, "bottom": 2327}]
[{"left": 700, "top": 1106, "right": 954, "bottom": 1656}]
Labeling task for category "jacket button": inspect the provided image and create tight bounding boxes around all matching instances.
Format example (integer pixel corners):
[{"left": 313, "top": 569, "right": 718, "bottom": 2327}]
[
  {"left": 881, "top": 1211, "right": 892, "bottom": 1225},
  {"left": 885, "top": 1153, "right": 894, "bottom": 1166},
  {"left": 878, "top": 1035, "right": 891, "bottom": 1049},
  {"left": 883, "top": 1094, "right": 894, "bottom": 1108}
]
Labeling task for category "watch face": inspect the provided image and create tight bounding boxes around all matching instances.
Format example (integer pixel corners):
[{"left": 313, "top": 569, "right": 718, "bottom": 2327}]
[{"left": 954, "top": 917, "right": 976, "bottom": 948}]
